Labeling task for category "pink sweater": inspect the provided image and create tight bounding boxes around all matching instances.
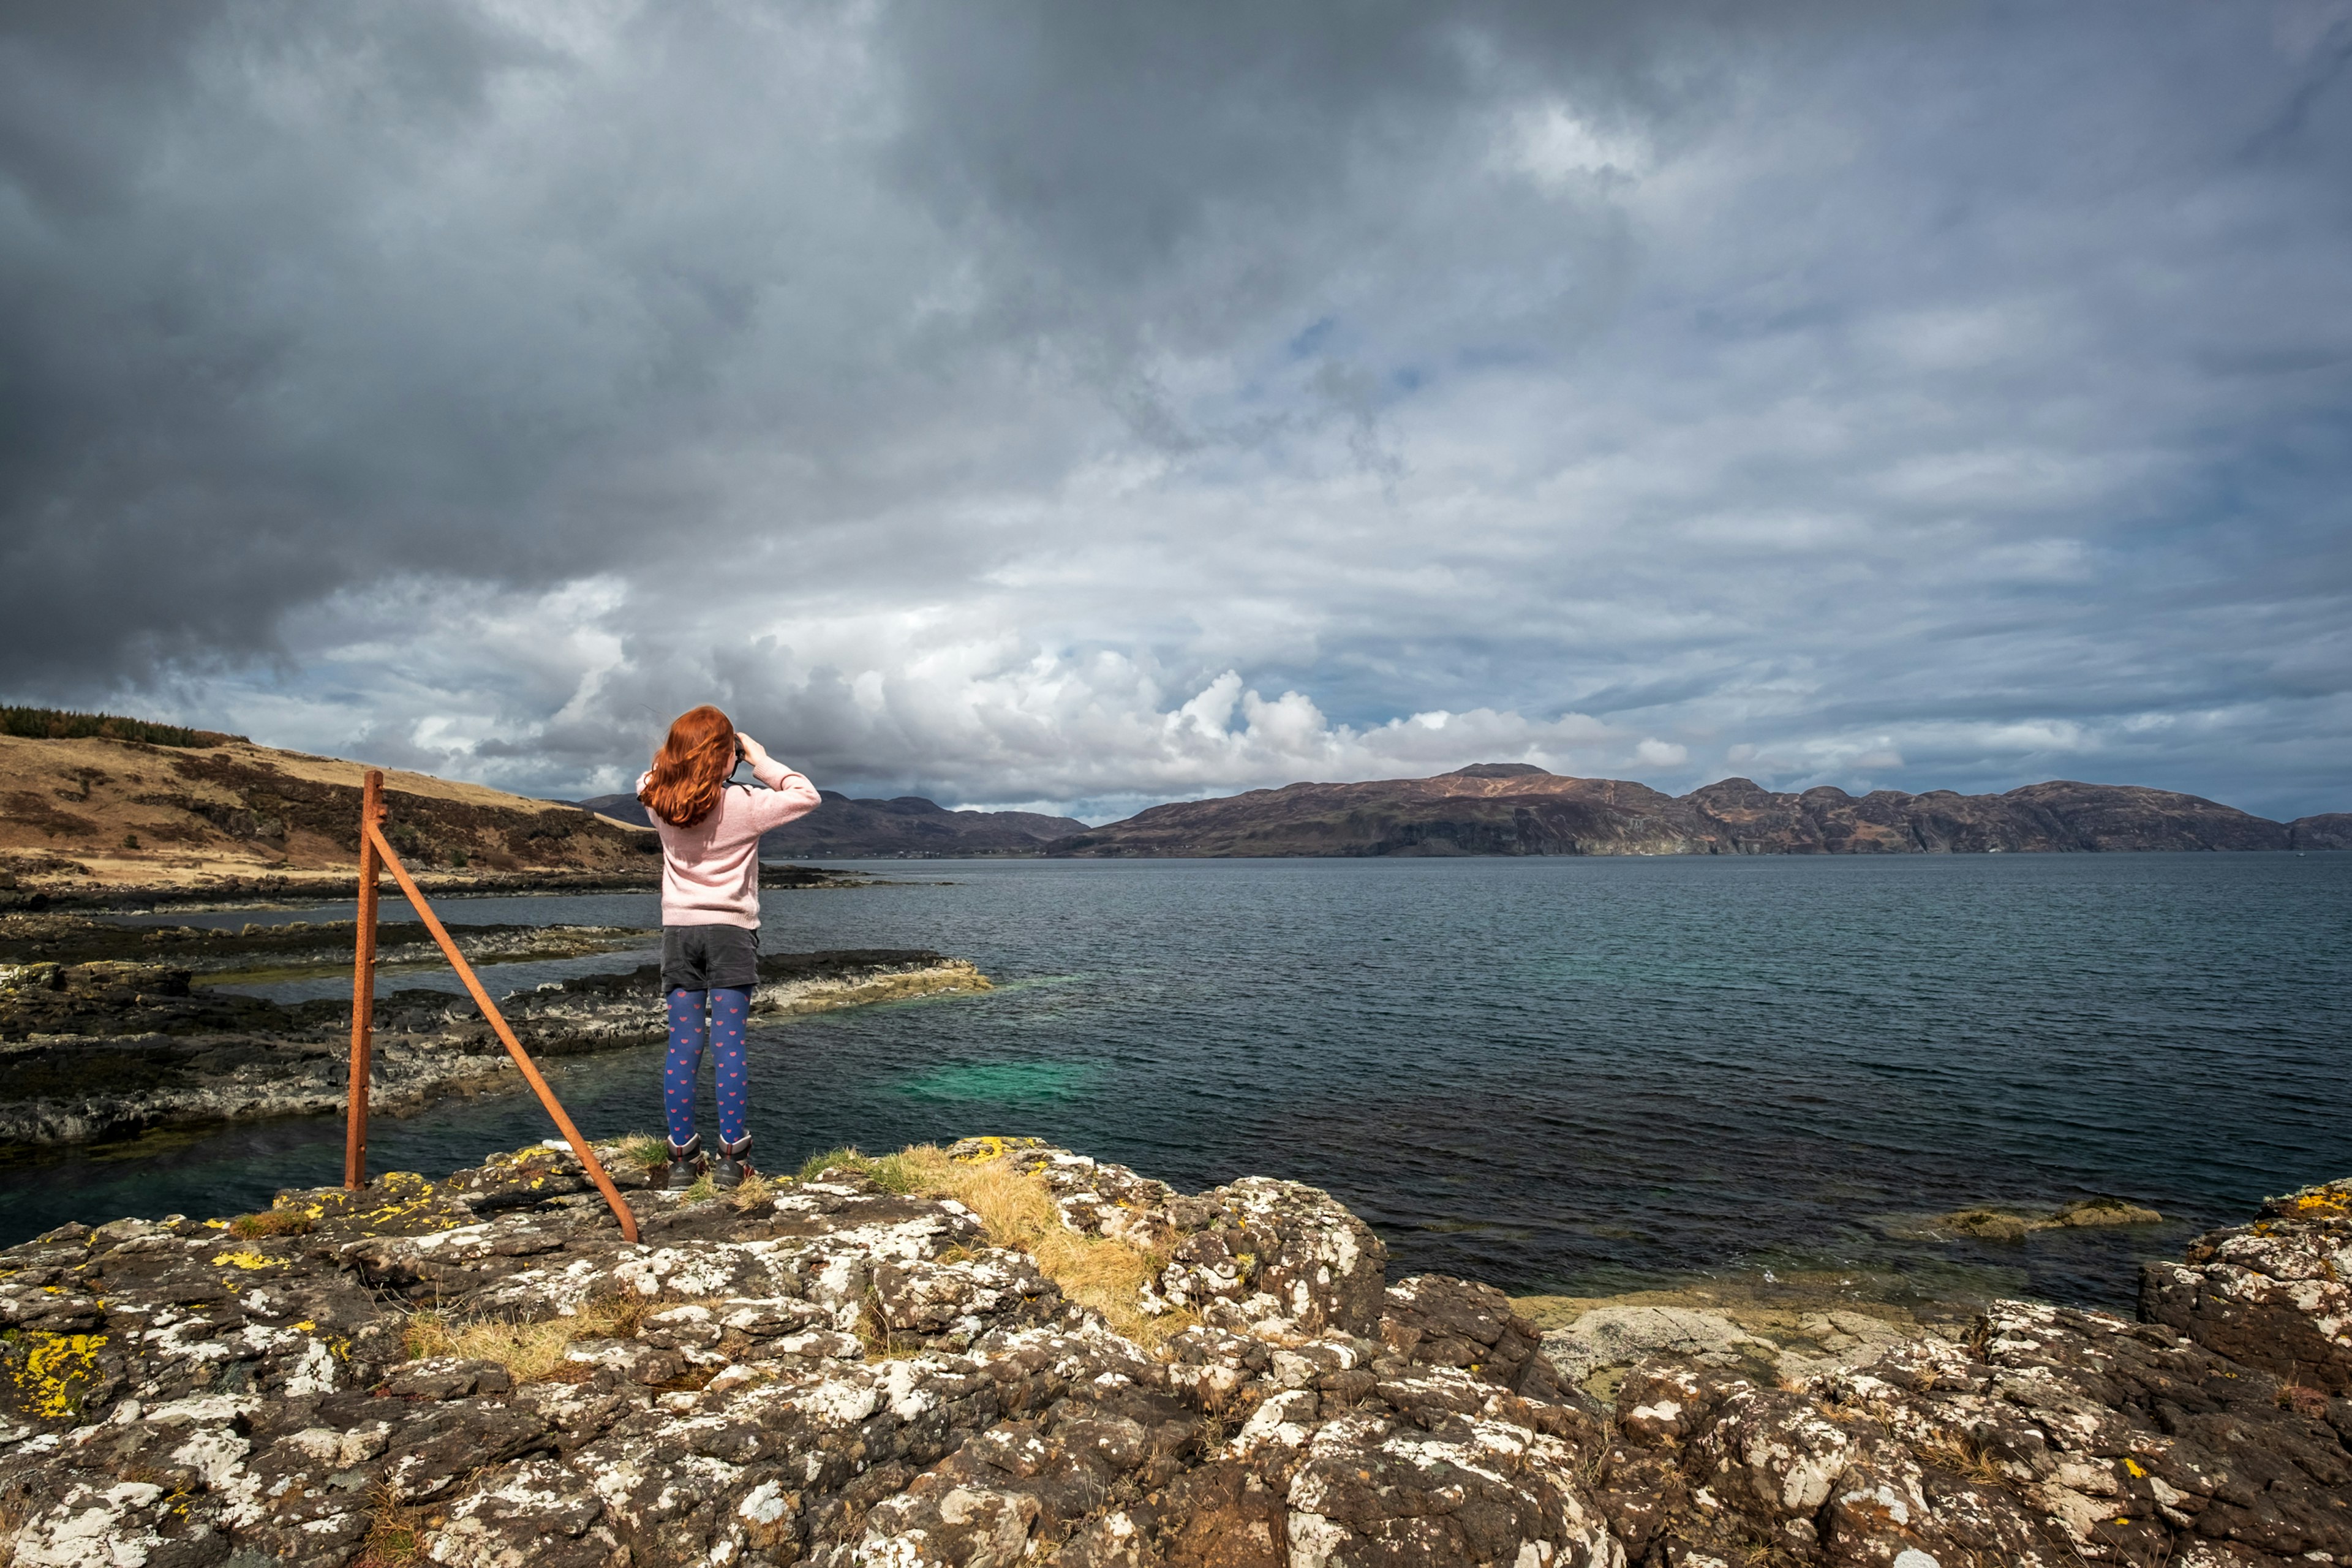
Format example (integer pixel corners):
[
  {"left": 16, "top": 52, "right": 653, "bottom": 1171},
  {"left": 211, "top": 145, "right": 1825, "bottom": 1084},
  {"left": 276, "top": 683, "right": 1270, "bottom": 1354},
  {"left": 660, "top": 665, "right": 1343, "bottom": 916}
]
[{"left": 635, "top": 758, "right": 821, "bottom": 928}]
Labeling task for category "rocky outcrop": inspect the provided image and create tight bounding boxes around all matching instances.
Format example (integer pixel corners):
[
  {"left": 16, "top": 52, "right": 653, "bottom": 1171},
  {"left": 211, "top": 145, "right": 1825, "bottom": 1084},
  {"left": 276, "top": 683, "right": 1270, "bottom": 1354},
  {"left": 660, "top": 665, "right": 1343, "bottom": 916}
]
[
  {"left": 1054, "top": 764, "right": 2332, "bottom": 858},
  {"left": 1937, "top": 1196, "right": 2166, "bottom": 1242},
  {"left": 2141, "top": 1177, "right": 2352, "bottom": 1394},
  {"left": 0, "top": 910, "right": 647, "bottom": 972},
  {"left": 0, "top": 947, "right": 990, "bottom": 1145},
  {"left": 1598, "top": 1297, "right": 2352, "bottom": 1566},
  {"left": 0, "top": 1142, "right": 2345, "bottom": 1567}
]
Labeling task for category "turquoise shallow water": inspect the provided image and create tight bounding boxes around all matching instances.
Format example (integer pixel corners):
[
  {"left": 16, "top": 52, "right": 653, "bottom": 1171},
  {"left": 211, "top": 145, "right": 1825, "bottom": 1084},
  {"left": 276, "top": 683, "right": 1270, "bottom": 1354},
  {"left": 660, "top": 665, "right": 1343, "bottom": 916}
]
[{"left": 4, "top": 853, "right": 2346, "bottom": 1311}]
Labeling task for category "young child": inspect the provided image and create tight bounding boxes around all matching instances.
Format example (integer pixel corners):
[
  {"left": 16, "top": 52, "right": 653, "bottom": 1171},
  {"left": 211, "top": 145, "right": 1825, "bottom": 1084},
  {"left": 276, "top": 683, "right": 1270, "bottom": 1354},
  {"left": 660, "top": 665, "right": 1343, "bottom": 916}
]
[{"left": 636, "top": 704, "right": 820, "bottom": 1189}]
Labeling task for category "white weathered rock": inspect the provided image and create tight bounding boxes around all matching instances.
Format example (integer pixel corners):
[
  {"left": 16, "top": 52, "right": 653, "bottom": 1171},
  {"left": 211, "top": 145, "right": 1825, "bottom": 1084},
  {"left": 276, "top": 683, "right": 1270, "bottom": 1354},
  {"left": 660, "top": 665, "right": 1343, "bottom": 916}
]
[{"left": 0, "top": 1142, "right": 2343, "bottom": 1568}]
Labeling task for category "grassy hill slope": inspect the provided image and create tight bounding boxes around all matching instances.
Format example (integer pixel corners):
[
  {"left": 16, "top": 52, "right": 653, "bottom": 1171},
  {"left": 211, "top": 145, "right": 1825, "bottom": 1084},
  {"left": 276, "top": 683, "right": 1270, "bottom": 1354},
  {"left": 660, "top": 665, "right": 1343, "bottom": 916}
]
[{"left": 0, "top": 712, "right": 655, "bottom": 903}]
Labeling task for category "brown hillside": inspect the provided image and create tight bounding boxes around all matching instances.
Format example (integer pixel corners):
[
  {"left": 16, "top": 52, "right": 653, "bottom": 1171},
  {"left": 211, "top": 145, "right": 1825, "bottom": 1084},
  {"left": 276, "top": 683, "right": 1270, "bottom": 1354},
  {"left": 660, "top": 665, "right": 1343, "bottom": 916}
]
[
  {"left": 1055, "top": 764, "right": 2318, "bottom": 857},
  {"left": 2286, "top": 812, "right": 2352, "bottom": 850},
  {"left": 0, "top": 732, "right": 656, "bottom": 902}
]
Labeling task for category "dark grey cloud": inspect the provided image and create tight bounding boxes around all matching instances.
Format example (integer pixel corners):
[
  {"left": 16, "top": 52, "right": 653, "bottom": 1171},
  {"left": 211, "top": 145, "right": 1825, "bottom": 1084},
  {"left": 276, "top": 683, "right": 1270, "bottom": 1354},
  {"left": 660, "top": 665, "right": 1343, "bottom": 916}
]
[{"left": 1, "top": 1, "right": 2347, "bottom": 819}]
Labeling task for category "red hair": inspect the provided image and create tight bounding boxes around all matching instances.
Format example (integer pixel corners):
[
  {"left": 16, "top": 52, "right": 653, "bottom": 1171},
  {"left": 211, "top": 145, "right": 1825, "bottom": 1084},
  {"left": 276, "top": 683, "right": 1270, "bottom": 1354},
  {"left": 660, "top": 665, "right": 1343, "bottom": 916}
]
[{"left": 639, "top": 705, "right": 737, "bottom": 828}]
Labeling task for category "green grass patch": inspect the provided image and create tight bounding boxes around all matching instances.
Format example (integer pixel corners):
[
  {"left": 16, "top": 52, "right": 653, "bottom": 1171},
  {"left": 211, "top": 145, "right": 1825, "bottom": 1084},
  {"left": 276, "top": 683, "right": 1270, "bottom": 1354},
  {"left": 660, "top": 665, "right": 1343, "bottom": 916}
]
[
  {"left": 618, "top": 1133, "right": 671, "bottom": 1172},
  {"left": 792, "top": 1145, "right": 927, "bottom": 1193}
]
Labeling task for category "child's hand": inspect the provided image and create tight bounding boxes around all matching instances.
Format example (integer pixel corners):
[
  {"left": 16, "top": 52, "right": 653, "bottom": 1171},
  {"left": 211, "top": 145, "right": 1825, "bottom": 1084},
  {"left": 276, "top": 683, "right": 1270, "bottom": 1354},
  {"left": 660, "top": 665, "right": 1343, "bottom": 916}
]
[{"left": 736, "top": 733, "right": 774, "bottom": 769}]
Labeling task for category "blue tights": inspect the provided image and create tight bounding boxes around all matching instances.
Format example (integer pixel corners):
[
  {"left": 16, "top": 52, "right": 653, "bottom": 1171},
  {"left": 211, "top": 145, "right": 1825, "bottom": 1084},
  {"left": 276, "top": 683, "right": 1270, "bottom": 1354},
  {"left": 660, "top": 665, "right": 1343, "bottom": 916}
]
[{"left": 663, "top": 986, "right": 752, "bottom": 1148}]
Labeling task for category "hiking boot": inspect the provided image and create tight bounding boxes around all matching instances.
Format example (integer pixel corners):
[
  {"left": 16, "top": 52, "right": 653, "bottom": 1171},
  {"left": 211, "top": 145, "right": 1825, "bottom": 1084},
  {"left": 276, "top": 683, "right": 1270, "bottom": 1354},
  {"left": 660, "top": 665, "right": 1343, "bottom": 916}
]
[
  {"left": 712, "top": 1136, "right": 755, "bottom": 1191},
  {"left": 663, "top": 1136, "right": 705, "bottom": 1191}
]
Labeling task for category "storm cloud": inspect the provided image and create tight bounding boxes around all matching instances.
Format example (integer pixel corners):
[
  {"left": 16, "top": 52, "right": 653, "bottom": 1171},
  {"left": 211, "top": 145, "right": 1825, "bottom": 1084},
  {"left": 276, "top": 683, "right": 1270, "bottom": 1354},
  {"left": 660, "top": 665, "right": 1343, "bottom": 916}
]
[{"left": 2, "top": 0, "right": 2347, "bottom": 818}]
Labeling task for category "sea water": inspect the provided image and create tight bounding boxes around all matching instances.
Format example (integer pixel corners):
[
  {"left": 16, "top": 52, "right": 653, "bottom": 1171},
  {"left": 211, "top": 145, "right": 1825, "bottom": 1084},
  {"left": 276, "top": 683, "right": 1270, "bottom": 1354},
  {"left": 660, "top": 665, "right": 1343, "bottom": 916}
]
[{"left": 4, "top": 853, "right": 2346, "bottom": 1311}]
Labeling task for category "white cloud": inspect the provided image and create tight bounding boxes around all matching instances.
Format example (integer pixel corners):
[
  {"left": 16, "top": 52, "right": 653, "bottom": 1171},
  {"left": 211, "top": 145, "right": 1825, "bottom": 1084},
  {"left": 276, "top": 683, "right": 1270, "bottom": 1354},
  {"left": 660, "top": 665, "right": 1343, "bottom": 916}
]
[
  {"left": 1635, "top": 739, "right": 1689, "bottom": 767},
  {"left": 8, "top": 2, "right": 2350, "bottom": 821},
  {"left": 1503, "top": 101, "right": 1649, "bottom": 183}
]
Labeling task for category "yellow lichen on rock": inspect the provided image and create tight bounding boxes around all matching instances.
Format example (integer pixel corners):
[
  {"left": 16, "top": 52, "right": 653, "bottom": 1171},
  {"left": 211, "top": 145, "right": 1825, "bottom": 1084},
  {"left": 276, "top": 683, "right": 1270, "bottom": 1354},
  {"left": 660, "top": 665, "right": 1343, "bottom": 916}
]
[
  {"left": 298, "top": 1169, "right": 477, "bottom": 1238},
  {"left": 949, "top": 1134, "right": 1043, "bottom": 1164},
  {"left": 8, "top": 1330, "right": 107, "bottom": 1420},
  {"left": 210, "top": 1250, "right": 279, "bottom": 1270}
]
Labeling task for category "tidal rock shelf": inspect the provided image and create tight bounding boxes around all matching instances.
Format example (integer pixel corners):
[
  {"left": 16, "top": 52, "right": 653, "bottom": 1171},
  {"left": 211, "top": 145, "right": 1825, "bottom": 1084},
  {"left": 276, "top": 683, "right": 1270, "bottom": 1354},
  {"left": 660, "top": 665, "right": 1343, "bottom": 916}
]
[
  {"left": 0, "top": 1139, "right": 2344, "bottom": 1567},
  {"left": 0, "top": 912, "right": 652, "bottom": 974},
  {"left": 0, "top": 948, "right": 990, "bottom": 1145}
]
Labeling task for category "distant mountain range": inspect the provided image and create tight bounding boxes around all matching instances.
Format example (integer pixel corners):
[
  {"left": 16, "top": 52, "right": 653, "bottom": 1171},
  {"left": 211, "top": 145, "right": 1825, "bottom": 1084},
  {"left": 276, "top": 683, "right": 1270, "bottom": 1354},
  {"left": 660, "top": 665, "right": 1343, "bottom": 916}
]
[
  {"left": 575, "top": 790, "right": 1087, "bottom": 858},
  {"left": 1050, "top": 764, "right": 2351, "bottom": 857},
  {"left": 581, "top": 764, "right": 2348, "bottom": 859}
]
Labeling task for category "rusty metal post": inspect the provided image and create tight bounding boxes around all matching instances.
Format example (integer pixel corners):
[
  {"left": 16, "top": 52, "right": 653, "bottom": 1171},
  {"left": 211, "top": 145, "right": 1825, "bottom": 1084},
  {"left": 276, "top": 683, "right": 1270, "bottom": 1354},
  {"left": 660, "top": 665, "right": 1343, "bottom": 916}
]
[
  {"left": 364, "top": 821, "right": 639, "bottom": 1243},
  {"left": 344, "top": 768, "right": 384, "bottom": 1189}
]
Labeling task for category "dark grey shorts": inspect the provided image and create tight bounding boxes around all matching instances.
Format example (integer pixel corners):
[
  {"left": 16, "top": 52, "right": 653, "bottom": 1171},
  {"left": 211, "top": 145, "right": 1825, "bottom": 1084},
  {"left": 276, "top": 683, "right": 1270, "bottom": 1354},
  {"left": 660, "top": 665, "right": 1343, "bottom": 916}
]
[{"left": 661, "top": 924, "right": 760, "bottom": 991}]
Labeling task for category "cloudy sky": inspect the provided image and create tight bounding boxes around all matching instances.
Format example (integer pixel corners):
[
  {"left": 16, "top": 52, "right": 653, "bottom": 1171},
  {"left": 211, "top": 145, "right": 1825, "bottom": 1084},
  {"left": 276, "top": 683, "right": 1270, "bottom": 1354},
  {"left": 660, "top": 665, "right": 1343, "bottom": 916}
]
[{"left": 3, "top": 1, "right": 2348, "bottom": 820}]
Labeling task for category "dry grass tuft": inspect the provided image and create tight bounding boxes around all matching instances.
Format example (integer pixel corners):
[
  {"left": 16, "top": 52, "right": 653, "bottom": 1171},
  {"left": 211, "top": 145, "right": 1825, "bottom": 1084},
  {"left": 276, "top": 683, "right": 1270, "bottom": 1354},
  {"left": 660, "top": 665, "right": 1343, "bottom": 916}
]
[
  {"left": 227, "top": 1207, "right": 315, "bottom": 1240},
  {"left": 350, "top": 1484, "right": 435, "bottom": 1567},
  {"left": 1919, "top": 1429, "right": 2010, "bottom": 1487},
  {"left": 815, "top": 1143, "right": 1197, "bottom": 1349},
  {"left": 2278, "top": 1381, "right": 2331, "bottom": 1419},
  {"left": 729, "top": 1172, "right": 776, "bottom": 1210},
  {"left": 402, "top": 1295, "right": 651, "bottom": 1383},
  {"left": 856, "top": 1291, "right": 938, "bottom": 1361}
]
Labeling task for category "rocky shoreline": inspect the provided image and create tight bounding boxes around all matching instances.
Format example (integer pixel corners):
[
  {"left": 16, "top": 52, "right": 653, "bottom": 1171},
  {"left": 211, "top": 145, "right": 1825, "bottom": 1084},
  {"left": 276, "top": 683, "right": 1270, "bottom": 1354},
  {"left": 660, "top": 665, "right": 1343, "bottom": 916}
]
[
  {"left": 0, "top": 870, "right": 654, "bottom": 914},
  {"left": 0, "top": 925, "right": 990, "bottom": 1145},
  {"left": 0, "top": 910, "right": 652, "bottom": 974},
  {"left": 0, "top": 1136, "right": 2342, "bottom": 1566}
]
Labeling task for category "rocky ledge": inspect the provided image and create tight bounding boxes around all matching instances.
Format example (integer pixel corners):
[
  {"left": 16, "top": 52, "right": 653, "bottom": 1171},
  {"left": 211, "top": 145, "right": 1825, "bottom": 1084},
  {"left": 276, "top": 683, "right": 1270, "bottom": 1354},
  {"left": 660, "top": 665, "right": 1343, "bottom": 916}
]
[
  {"left": 0, "top": 1141, "right": 2345, "bottom": 1568},
  {"left": 0, "top": 911, "right": 652, "bottom": 975},
  {"left": 0, "top": 949, "right": 990, "bottom": 1145}
]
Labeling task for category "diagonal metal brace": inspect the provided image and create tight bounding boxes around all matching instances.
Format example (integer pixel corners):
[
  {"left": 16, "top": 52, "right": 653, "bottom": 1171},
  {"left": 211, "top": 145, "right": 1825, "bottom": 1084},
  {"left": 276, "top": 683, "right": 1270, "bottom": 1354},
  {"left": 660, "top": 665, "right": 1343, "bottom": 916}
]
[{"left": 345, "top": 785, "right": 639, "bottom": 1243}]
